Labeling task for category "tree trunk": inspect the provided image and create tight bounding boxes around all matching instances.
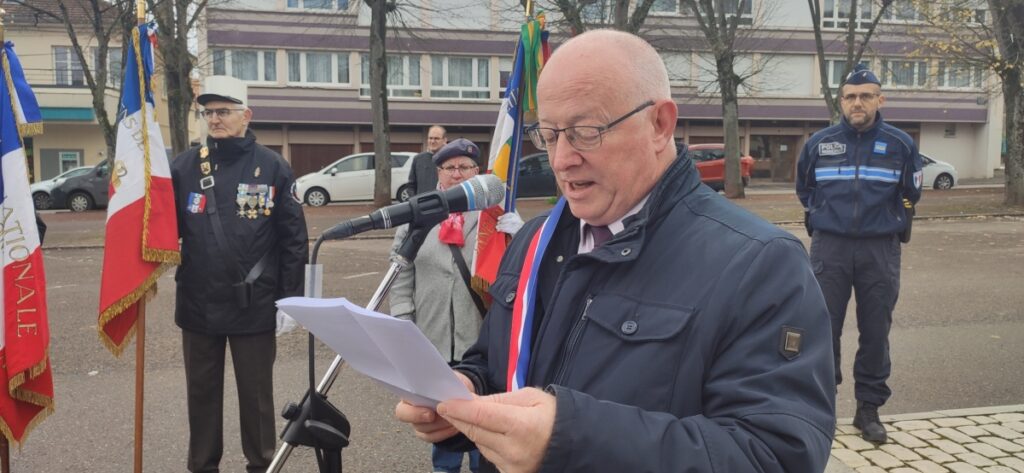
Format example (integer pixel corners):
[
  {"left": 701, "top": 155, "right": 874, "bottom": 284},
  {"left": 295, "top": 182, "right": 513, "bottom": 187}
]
[
  {"left": 369, "top": 0, "right": 392, "bottom": 207},
  {"left": 1003, "top": 77, "right": 1024, "bottom": 206},
  {"left": 717, "top": 55, "right": 745, "bottom": 199}
]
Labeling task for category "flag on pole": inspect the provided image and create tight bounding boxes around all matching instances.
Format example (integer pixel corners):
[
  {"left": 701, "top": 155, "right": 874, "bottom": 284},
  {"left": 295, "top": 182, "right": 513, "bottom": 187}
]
[
  {"left": 98, "top": 23, "right": 179, "bottom": 356},
  {"left": 0, "top": 40, "right": 53, "bottom": 445},
  {"left": 471, "top": 16, "right": 549, "bottom": 298}
]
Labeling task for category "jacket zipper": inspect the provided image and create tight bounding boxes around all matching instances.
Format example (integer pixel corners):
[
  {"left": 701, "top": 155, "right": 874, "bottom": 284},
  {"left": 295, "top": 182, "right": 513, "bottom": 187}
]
[
  {"left": 852, "top": 132, "right": 862, "bottom": 233},
  {"left": 552, "top": 296, "right": 594, "bottom": 384}
]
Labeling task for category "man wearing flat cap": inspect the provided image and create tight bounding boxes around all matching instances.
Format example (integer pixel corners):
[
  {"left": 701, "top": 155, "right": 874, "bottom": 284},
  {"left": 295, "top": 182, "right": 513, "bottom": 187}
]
[
  {"left": 170, "top": 75, "right": 309, "bottom": 472},
  {"left": 388, "top": 137, "right": 493, "bottom": 473},
  {"left": 797, "top": 64, "right": 923, "bottom": 444}
]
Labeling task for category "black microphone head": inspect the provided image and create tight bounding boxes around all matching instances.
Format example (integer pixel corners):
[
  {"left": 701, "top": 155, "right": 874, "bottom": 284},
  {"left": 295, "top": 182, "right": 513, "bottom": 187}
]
[{"left": 459, "top": 174, "right": 505, "bottom": 210}]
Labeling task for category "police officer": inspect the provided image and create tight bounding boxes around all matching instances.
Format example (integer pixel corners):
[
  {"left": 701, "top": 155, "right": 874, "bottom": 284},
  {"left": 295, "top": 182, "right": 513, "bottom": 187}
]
[
  {"left": 407, "top": 125, "right": 447, "bottom": 196},
  {"left": 170, "top": 76, "right": 309, "bottom": 472},
  {"left": 796, "top": 64, "right": 923, "bottom": 444}
]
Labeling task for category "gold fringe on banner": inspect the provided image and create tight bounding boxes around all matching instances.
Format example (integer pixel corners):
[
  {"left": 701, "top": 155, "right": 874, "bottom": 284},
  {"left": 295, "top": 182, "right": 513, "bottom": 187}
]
[
  {"left": 97, "top": 263, "right": 171, "bottom": 357},
  {"left": 18, "top": 121, "right": 42, "bottom": 137}
]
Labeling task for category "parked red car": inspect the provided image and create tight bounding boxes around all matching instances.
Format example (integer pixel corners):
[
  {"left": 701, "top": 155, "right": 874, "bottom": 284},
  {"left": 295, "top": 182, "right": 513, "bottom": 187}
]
[{"left": 686, "top": 143, "right": 754, "bottom": 191}]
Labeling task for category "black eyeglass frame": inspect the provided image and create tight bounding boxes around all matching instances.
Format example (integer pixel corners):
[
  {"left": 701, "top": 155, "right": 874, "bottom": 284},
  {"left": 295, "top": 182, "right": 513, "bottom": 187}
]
[{"left": 526, "top": 100, "right": 656, "bottom": 151}]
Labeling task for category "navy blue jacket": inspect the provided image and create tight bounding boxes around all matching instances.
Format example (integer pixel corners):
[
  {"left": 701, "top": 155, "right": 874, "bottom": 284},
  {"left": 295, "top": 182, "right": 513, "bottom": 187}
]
[
  {"left": 455, "top": 151, "right": 836, "bottom": 472},
  {"left": 796, "top": 112, "right": 923, "bottom": 238}
]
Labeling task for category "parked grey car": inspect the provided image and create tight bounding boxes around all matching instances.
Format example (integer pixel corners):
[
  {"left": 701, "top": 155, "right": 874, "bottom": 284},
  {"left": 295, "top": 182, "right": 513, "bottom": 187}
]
[{"left": 50, "top": 159, "right": 111, "bottom": 212}]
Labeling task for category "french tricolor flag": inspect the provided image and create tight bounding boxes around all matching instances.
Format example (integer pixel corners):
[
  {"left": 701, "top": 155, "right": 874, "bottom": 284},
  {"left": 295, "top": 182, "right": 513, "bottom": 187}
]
[
  {"left": 98, "top": 23, "right": 179, "bottom": 356},
  {"left": 0, "top": 40, "right": 53, "bottom": 445}
]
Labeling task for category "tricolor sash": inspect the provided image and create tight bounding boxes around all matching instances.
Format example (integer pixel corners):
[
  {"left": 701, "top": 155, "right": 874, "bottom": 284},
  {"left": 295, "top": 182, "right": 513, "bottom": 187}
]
[{"left": 506, "top": 197, "right": 566, "bottom": 391}]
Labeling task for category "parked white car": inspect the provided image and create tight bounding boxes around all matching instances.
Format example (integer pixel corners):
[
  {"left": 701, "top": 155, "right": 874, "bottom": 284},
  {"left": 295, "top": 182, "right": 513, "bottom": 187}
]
[
  {"left": 921, "top": 153, "right": 958, "bottom": 190},
  {"left": 294, "top": 152, "right": 417, "bottom": 206},
  {"left": 30, "top": 166, "right": 95, "bottom": 210}
]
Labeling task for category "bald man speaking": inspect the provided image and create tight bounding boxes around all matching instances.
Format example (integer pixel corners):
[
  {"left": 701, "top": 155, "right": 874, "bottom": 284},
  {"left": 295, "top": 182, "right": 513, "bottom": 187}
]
[{"left": 395, "top": 30, "right": 836, "bottom": 473}]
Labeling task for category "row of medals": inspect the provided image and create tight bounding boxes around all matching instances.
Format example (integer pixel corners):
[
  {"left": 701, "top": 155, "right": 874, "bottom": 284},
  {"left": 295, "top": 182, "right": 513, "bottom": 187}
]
[{"left": 199, "top": 145, "right": 274, "bottom": 219}]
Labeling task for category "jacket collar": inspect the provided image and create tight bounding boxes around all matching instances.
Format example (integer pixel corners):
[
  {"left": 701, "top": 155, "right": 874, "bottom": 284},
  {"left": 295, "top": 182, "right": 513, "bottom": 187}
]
[
  {"left": 579, "top": 145, "right": 703, "bottom": 262},
  {"left": 206, "top": 129, "right": 257, "bottom": 162}
]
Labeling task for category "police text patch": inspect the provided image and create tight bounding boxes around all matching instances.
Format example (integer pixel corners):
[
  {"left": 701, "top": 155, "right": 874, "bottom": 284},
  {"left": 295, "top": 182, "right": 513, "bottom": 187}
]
[{"left": 818, "top": 142, "right": 846, "bottom": 156}]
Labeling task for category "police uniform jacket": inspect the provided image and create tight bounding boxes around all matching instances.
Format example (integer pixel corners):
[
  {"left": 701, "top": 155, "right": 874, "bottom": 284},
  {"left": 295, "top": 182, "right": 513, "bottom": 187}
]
[
  {"left": 796, "top": 112, "right": 923, "bottom": 238},
  {"left": 452, "top": 150, "right": 837, "bottom": 472},
  {"left": 171, "top": 130, "right": 309, "bottom": 335}
]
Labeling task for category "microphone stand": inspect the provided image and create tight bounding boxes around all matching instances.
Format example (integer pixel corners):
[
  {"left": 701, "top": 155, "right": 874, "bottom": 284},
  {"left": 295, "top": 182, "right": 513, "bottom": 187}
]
[{"left": 268, "top": 221, "right": 438, "bottom": 473}]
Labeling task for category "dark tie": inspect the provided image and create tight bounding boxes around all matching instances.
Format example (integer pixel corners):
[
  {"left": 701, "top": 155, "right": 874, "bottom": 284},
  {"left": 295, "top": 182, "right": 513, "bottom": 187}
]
[{"left": 587, "top": 224, "right": 613, "bottom": 247}]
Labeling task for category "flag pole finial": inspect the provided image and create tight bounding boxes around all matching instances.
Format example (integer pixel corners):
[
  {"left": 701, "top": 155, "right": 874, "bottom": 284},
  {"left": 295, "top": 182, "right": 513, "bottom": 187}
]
[
  {"left": 525, "top": 0, "right": 534, "bottom": 18},
  {"left": 0, "top": 8, "right": 7, "bottom": 43},
  {"left": 137, "top": 0, "right": 146, "bottom": 24}
]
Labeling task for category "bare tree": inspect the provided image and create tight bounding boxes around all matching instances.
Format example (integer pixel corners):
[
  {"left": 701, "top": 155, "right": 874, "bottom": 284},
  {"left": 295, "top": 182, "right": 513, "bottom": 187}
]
[
  {"left": 147, "top": 0, "right": 209, "bottom": 155},
  {"left": 365, "top": 0, "right": 396, "bottom": 207},
  {"left": 897, "top": 0, "right": 1022, "bottom": 205},
  {"left": 546, "top": 0, "right": 660, "bottom": 34},
  {"left": 988, "top": 0, "right": 1022, "bottom": 205},
  {"left": 681, "top": 0, "right": 754, "bottom": 198},
  {"left": 806, "top": 0, "right": 894, "bottom": 122},
  {"left": 12, "top": 0, "right": 132, "bottom": 160}
]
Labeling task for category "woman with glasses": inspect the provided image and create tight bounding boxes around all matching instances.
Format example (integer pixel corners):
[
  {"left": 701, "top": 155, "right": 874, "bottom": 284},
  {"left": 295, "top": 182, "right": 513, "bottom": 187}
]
[{"left": 388, "top": 138, "right": 521, "bottom": 473}]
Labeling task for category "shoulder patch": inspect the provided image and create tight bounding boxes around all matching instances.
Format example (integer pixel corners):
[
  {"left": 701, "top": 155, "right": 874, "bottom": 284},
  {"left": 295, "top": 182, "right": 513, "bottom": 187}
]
[
  {"left": 779, "top": 326, "right": 804, "bottom": 360},
  {"left": 818, "top": 142, "right": 846, "bottom": 156}
]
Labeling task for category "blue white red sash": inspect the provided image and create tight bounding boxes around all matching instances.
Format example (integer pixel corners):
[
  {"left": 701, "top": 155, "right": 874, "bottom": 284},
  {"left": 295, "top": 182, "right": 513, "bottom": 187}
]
[{"left": 506, "top": 197, "right": 566, "bottom": 391}]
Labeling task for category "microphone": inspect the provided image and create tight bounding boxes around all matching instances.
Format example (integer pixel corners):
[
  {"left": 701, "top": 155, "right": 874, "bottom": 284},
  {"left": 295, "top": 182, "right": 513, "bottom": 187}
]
[{"left": 321, "top": 174, "right": 505, "bottom": 240}]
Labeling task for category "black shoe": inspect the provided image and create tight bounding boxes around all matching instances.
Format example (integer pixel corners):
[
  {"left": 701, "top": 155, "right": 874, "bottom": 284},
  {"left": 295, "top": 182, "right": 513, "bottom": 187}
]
[{"left": 853, "top": 402, "right": 888, "bottom": 444}]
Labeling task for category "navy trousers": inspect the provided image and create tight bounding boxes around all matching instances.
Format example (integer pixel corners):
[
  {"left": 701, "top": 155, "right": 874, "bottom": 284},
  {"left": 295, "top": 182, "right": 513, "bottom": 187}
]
[{"left": 810, "top": 232, "right": 901, "bottom": 407}]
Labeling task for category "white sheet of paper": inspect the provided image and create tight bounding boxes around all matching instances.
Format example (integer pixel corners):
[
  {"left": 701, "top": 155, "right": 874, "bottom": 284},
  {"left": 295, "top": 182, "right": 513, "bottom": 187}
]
[{"left": 276, "top": 296, "right": 472, "bottom": 408}]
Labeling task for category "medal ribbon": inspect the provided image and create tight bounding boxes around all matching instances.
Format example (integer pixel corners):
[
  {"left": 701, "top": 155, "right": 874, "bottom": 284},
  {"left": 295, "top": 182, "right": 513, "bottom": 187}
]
[{"left": 506, "top": 197, "right": 565, "bottom": 391}]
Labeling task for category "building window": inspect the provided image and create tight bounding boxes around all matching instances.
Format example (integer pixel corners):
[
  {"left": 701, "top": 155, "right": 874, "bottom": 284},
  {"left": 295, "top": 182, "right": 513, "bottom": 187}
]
[
  {"left": 58, "top": 151, "right": 82, "bottom": 174},
  {"left": 54, "top": 46, "right": 85, "bottom": 86},
  {"left": 92, "top": 47, "right": 123, "bottom": 88},
  {"left": 937, "top": 62, "right": 984, "bottom": 89},
  {"left": 212, "top": 49, "right": 276, "bottom": 82},
  {"left": 660, "top": 52, "right": 690, "bottom": 85},
  {"left": 822, "top": 0, "right": 872, "bottom": 29},
  {"left": 360, "top": 54, "right": 421, "bottom": 98},
  {"left": 940, "top": 0, "right": 987, "bottom": 24},
  {"left": 881, "top": 59, "right": 928, "bottom": 88},
  {"left": 287, "top": 51, "right": 349, "bottom": 85},
  {"left": 883, "top": 0, "right": 923, "bottom": 21},
  {"left": 431, "top": 56, "right": 489, "bottom": 100},
  {"left": 651, "top": 0, "right": 682, "bottom": 14},
  {"left": 287, "top": 0, "right": 349, "bottom": 10},
  {"left": 826, "top": 59, "right": 871, "bottom": 87},
  {"left": 695, "top": 0, "right": 753, "bottom": 25}
]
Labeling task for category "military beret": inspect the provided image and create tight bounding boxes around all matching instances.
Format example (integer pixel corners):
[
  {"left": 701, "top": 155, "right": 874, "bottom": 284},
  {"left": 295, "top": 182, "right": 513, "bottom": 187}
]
[
  {"left": 844, "top": 63, "right": 881, "bottom": 86},
  {"left": 433, "top": 138, "right": 480, "bottom": 166}
]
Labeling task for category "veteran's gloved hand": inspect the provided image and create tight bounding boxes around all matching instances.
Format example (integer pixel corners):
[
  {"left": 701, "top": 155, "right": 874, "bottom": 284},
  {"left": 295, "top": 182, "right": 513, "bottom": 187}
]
[
  {"left": 276, "top": 310, "right": 299, "bottom": 337},
  {"left": 496, "top": 211, "right": 524, "bottom": 235}
]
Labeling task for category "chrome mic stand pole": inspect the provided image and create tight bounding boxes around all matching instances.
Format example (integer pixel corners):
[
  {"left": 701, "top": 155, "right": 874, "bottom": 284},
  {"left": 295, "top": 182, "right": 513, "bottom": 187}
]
[{"left": 268, "top": 223, "right": 434, "bottom": 473}]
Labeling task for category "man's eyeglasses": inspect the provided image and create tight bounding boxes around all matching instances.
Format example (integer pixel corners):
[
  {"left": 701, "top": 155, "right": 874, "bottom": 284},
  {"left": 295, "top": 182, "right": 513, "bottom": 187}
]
[
  {"left": 201, "top": 108, "right": 245, "bottom": 119},
  {"left": 438, "top": 164, "right": 479, "bottom": 174},
  {"left": 526, "top": 100, "right": 655, "bottom": 151},
  {"left": 841, "top": 93, "right": 880, "bottom": 103}
]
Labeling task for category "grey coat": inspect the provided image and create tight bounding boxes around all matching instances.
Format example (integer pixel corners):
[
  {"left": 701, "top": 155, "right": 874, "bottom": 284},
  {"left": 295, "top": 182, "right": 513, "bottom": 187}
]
[{"left": 388, "top": 212, "right": 483, "bottom": 362}]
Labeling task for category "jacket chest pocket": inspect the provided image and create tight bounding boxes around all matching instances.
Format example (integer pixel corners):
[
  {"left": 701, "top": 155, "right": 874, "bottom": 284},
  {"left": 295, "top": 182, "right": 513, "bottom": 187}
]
[{"left": 565, "top": 293, "right": 696, "bottom": 412}]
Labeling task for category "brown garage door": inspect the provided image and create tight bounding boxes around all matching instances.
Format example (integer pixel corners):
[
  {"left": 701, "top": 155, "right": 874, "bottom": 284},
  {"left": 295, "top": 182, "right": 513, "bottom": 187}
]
[{"left": 289, "top": 144, "right": 354, "bottom": 177}]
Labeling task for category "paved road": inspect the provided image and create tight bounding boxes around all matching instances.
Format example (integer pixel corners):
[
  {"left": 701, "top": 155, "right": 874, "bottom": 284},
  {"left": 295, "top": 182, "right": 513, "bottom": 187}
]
[{"left": 14, "top": 190, "right": 1024, "bottom": 472}]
